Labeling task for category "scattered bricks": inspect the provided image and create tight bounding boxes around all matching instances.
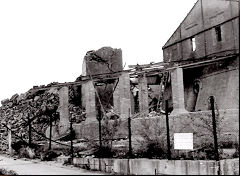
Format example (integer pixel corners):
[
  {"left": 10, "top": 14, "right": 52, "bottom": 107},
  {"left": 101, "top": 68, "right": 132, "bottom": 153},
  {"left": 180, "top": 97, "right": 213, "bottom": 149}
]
[
  {"left": 6, "top": 102, "right": 13, "bottom": 108},
  {"left": 34, "top": 96, "right": 40, "bottom": 102},
  {"left": 10, "top": 94, "right": 19, "bottom": 102},
  {"left": 16, "top": 93, "right": 27, "bottom": 104},
  {"left": 0, "top": 85, "right": 61, "bottom": 152},
  {"left": 1, "top": 99, "right": 10, "bottom": 106},
  {"left": 47, "top": 87, "right": 59, "bottom": 95}
]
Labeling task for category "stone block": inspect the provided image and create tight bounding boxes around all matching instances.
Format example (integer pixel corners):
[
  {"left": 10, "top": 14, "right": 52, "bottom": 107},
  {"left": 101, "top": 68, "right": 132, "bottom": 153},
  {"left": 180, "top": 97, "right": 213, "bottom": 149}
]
[
  {"left": 1, "top": 98, "right": 10, "bottom": 106},
  {"left": 83, "top": 47, "right": 123, "bottom": 76}
]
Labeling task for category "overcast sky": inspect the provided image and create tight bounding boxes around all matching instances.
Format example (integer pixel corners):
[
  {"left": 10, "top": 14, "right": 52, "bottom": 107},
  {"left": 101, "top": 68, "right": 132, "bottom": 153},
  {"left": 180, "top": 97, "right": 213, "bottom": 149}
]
[{"left": 0, "top": 0, "right": 196, "bottom": 101}]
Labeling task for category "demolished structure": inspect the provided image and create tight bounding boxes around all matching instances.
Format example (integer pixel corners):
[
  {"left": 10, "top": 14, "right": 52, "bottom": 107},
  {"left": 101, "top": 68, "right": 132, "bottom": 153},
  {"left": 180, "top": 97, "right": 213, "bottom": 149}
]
[
  {"left": 162, "top": 0, "right": 239, "bottom": 115},
  {"left": 0, "top": 0, "right": 239, "bottom": 158}
]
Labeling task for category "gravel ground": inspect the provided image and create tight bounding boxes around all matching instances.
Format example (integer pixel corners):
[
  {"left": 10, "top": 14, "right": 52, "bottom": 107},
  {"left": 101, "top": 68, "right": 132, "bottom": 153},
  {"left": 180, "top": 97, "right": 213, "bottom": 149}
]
[{"left": 0, "top": 155, "right": 109, "bottom": 175}]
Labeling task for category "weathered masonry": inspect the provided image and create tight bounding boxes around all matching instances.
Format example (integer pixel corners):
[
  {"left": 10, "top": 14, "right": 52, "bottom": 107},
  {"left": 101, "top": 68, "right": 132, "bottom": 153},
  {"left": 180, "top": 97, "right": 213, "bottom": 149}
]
[
  {"left": 52, "top": 47, "right": 172, "bottom": 139},
  {"left": 162, "top": 0, "right": 239, "bottom": 114},
  {"left": 53, "top": 47, "right": 133, "bottom": 138},
  {"left": 81, "top": 47, "right": 130, "bottom": 121},
  {"left": 53, "top": 0, "right": 239, "bottom": 141},
  {"left": 58, "top": 48, "right": 167, "bottom": 120},
  {"left": 0, "top": 0, "right": 239, "bottom": 157}
]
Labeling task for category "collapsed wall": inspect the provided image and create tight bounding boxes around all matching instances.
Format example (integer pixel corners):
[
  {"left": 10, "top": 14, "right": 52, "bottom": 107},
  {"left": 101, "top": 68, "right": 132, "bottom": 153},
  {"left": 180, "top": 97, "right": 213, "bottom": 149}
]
[
  {"left": 80, "top": 47, "right": 128, "bottom": 123},
  {"left": 0, "top": 46, "right": 126, "bottom": 151},
  {"left": 0, "top": 84, "right": 87, "bottom": 151},
  {"left": 0, "top": 45, "right": 238, "bottom": 158},
  {"left": 0, "top": 87, "right": 60, "bottom": 151}
]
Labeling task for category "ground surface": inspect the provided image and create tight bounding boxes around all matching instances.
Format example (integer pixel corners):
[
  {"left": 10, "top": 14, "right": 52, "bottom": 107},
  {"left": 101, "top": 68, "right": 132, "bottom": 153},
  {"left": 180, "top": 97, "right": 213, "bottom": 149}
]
[{"left": 0, "top": 155, "right": 109, "bottom": 175}]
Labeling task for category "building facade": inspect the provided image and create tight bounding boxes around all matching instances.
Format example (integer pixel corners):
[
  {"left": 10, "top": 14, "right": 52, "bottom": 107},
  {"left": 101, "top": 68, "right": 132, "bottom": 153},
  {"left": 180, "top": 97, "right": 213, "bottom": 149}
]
[{"left": 162, "top": 0, "right": 239, "bottom": 113}]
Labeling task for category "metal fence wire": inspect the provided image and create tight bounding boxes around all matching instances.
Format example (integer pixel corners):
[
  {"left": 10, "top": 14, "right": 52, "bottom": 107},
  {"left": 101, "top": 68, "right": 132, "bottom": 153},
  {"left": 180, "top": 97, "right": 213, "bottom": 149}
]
[{"left": 0, "top": 95, "right": 239, "bottom": 164}]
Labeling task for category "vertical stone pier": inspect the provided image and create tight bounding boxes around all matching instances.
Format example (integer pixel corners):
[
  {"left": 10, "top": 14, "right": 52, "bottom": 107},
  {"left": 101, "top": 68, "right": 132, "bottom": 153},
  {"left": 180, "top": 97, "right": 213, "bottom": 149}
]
[
  {"left": 113, "top": 80, "right": 121, "bottom": 116},
  {"left": 84, "top": 81, "right": 97, "bottom": 123},
  {"left": 138, "top": 73, "right": 149, "bottom": 116},
  {"left": 79, "top": 81, "right": 98, "bottom": 140},
  {"left": 170, "top": 67, "right": 188, "bottom": 116},
  {"left": 58, "top": 86, "right": 70, "bottom": 134},
  {"left": 113, "top": 72, "right": 131, "bottom": 119}
]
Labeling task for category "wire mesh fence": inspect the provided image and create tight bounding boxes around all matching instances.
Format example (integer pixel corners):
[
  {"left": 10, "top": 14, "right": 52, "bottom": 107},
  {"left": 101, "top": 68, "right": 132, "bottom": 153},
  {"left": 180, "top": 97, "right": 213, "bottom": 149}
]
[{"left": 0, "top": 95, "right": 239, "bottom": 163}]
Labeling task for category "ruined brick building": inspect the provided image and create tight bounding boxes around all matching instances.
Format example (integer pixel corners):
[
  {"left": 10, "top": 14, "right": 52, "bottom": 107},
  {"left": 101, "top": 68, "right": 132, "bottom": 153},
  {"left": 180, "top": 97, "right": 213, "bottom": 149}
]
[
  {"left": 41, "top": 0, "right": 240, "bottom": 141},
  {"left": 0, "top": 0, "right": 238, "bottom": 153},
  {"left": 162, "top": 0, "right": 239, "bottom": 115}
]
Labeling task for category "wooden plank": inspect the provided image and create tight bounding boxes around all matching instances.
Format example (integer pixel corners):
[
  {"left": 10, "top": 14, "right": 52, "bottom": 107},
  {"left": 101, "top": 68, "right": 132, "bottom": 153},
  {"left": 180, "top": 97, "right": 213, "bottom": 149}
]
[
  {"left": 166, "top": 54, "right": 237, "bottom": 70},
  {"left": 128, "top": 62, "right": 168, "bottom": 68},
  {"left": 31, "top": 71, "right": 124, "bottom": 91},
  {"left": 129, "top": 69, "right": 166, "bottom": 77}
]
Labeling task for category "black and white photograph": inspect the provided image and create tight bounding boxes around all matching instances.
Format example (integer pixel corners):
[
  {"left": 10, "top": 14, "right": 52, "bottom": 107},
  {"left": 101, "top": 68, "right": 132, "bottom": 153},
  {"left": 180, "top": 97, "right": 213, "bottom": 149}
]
[{"left": 0, "top": 0, "right": 239, "bottom": 175}]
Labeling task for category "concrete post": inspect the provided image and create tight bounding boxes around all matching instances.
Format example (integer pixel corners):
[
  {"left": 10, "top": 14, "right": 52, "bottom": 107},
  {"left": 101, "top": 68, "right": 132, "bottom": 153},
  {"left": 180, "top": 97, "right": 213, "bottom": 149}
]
[
  {"left": 7, "top": 124, "right": 12, "bottom": 155},
  {"left": 113, "top": 80, "right": 121, "bottom": 115},
  {"left": 84, "top": 81, "right": 97, "bottom": 122},
  {"left": 113, "top": 72, "right": 131, "bottom": 119},
  {"left": 138, "top": 73, "right": 149, "bottom": 116},
  {"left": 58, "top": 86, "right": 70, "bottom": 134},
  {"left": 170, "top": 67, "right": 188, "bottom": 116}
]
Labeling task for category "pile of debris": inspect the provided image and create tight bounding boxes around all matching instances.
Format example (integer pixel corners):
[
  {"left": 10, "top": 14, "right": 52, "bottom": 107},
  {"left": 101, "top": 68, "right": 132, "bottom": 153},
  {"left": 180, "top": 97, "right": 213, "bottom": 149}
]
[
  {"left": 68, "top": 85, "right": 86, "bottom": 123},
  {"left": 0, "top": 84, "right": 85, "bottom": 153},
  {"left": 0, "top": 86, "right": 60, "bottom": 151}
]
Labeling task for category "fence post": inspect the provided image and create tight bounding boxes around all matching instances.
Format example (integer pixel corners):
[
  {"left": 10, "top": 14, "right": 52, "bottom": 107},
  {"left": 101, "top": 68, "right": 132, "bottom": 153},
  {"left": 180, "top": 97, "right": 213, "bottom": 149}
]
[
  {"left": 209, "top": 96, "right": 220, "bottom": 175},
  {"left": 128, "top": 108, "right": 132, "bottom": 158},
  {"left": 97, "top": 108, "right": 102, "bottom": 153},
  {"left": 49, "top": 115, "right": 52, "bottom": 150},
  {"left": 165, "top": 100, "right": 171, "bottom": 160},
  {"left": 28, "top": 112, "right": 32, "bottom": 146},
  {"left": 7, "top": 124, "right": 13, "bottom": 156},
  {"left": 70, "top": 116, "right": 74, "bottom": 162}
]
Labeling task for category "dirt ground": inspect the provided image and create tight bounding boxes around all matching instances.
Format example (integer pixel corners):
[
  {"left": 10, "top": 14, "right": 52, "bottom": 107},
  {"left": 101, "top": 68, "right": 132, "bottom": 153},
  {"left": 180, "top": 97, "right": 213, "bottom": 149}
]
[{"left": 0, "top": 155, "right": 109, "bottom": 175}]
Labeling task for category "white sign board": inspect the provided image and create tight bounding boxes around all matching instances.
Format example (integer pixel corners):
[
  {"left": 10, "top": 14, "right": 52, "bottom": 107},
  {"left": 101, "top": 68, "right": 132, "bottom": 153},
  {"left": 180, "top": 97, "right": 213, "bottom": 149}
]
[{"left": 174, "top": 133, "right": 193, "bottom": 150}]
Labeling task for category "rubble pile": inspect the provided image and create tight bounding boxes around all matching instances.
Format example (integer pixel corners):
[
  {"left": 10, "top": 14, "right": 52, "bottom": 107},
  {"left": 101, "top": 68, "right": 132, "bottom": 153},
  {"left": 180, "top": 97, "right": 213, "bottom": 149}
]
[
  {"left": 0, "top": 87, "right": 60, "bottom": 151},
  {"left": 0, "top": 84, "right": 85, "bottom": 152},
  {"left": 0, "top": 47, "right": 124, "bottom": 154},
  {"left": 68, "top": 85, "right": 86, "bottom": 123}
]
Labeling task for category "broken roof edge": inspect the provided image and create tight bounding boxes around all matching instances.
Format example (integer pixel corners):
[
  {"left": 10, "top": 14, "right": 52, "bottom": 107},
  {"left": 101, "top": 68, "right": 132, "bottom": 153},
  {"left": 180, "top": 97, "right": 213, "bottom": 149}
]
[
  {"left": 128, "top": 61, "right": 167, "bottom": 68},
  {"left": 162, "top": 0, "right": 199, "bottom": 49}
]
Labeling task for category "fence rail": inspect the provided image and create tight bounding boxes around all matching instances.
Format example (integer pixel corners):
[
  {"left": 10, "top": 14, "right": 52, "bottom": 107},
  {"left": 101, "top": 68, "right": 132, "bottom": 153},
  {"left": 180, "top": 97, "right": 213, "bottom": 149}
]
[{"left": 0, "top": 96, "right": 239, "bottom": 170}]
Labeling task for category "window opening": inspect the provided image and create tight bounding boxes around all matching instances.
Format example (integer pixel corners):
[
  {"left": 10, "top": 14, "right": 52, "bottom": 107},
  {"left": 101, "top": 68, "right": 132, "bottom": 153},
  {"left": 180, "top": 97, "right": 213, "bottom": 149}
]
[
  {"left": 215, "top": 26, "right": 222, "bottom": 42},
  {"left": 191, "top": 37, "right": 196, "bottom": 51}
]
